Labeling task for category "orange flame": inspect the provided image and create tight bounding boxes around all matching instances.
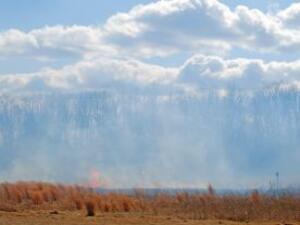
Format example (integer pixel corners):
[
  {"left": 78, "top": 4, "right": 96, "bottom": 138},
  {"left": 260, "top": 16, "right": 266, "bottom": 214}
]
[{"left": 88, "top": 169, "right": 101, "bottom": 188}]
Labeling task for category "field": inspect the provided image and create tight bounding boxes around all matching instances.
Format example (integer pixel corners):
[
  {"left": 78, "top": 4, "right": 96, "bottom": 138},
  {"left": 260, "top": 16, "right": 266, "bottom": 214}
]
[{"left": 0, "top": 182, "right": 299, "bottom": 225}]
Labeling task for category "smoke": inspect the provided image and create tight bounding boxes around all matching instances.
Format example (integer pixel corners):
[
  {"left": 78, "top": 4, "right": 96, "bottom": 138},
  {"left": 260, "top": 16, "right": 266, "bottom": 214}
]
[{"left": 0, "top": 90, "right": 299, "bottom": 189}]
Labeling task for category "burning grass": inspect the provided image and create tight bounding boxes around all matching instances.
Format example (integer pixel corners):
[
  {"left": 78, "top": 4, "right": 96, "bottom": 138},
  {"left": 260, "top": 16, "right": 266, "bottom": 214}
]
[{"left": 0, "top": 182, "right": 299, "bottom": 222}]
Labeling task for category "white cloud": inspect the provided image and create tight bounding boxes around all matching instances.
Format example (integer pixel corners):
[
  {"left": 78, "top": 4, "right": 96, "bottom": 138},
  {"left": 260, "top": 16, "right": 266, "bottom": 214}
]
[
  {"left": 103, "top": 0, "right": 234, "bottom": 57},
  {"left": 179, "top": 55, "right": 300, "bottom": 89},
  {"left": 277, "top": 3, "right": 300, "bottom": 28},
  {"left": 1, "top": 54, "right": 300, "bottom": 94},
  {"left": 1, "top": 0, "right": 300, "bottom": 60},
  {"left": 0, "top": 0, "right": 300, "bottom": 94},
  {"left": 0, "top": 25, "right": 114, "bottom": 60},
  {"left": 0, "top": 57, "right": 177, "bottom": 93},
  {"left": 0, "top": 29, "right": 38, "bottom": 56},
  {"left": 103, "top": 0, "right": 300, "bottom": 56}
]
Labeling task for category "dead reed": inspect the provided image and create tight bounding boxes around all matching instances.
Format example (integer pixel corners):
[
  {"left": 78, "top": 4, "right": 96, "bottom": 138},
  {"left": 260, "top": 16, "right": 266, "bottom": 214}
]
[{"left": 0, "top": 182, "right": 299, "bottom": 222}]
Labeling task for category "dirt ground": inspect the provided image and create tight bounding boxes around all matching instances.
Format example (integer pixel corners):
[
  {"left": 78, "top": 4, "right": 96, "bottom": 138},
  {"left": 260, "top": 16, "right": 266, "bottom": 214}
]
[{"left": 0, "top": 211, "right": 299, "bottom": 225}]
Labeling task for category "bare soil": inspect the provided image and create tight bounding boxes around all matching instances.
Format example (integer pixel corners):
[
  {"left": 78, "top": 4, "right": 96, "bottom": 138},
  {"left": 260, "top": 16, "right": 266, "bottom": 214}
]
[{"left": 0, "top": 211, "right": 299, "bottom": 225}]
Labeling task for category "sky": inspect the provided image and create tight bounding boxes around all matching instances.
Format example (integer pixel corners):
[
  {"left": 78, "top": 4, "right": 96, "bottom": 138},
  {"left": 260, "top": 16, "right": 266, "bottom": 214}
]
[
  {"left": 0, "top": 0, "right": 300, "bottom": 82},
  {"left": 0, "top": 0, "right": 154, "bottom": 30},
  {"left": 0, "top": 0, "right": 300, "bottom": 188},
  {"left": 0, "top": 1, "right": 296, "bottom": 31}
]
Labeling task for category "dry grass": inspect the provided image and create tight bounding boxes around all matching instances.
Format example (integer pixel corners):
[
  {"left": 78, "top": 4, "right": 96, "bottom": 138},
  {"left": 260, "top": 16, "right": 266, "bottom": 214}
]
[{"left": 0, "top": 182, "right": 299, "bottom": 223}]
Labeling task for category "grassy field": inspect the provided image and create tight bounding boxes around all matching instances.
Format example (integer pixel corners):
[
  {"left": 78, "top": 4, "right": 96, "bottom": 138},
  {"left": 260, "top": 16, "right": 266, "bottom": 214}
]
[{"left": 0, "top": 182, "right": 299, "bottom": 225}]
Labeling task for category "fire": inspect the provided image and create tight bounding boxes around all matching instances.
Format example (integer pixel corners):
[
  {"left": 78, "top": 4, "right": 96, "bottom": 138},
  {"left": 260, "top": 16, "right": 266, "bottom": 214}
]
[{"left": 88, "top": 169, "right": 101, "bottom": 188}]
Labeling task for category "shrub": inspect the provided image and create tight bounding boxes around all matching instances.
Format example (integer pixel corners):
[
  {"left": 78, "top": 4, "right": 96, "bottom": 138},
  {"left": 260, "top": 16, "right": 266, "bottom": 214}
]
[{"left": 85, "top": 200, "right": 96, "bottom": 216}]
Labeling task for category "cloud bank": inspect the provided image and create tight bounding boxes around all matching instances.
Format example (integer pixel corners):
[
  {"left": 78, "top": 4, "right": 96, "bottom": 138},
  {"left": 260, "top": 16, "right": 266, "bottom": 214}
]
[
  {"left": 1, "top": 55, "right": 300, "bottom": 93},
  {"left": 0, "top": 0, "right": 300, "bottom": 94},
  {"left": 1, "top": 0, "right": 300, "bottom": 61}
]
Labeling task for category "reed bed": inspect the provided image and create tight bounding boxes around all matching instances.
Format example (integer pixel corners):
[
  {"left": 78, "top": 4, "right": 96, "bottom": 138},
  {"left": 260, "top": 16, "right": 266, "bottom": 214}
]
[{"left": 0, "top": 182, "right": 299, "bottom": 222}]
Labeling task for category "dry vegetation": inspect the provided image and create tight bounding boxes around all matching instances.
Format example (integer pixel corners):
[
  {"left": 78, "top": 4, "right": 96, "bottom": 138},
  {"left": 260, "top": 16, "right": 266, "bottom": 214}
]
[{"left": 0, "top": 182, "right": 299, "bottom": 224}]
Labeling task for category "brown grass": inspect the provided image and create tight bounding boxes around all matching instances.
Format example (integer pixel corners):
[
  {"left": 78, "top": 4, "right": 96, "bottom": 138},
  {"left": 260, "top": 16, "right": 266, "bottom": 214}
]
[{"left": 0, "top": 182, "right": 299, "bottom": 222}]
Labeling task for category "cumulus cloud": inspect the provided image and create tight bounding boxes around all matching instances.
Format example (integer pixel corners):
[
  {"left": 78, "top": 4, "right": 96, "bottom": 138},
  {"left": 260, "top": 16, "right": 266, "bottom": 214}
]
[
  {"left": 1, "top": 54, "right": 300, "bottom": 94},
  {"left": 1, "top": 0, "right": 300, "bottom": 94},
  {"left": 103, "top": 0, "right": 300, "bottom": 56},
  {"left": 0, "top": 29, "right": 38, "bottom": 56},
  {"left": 0, "top": 57, "right": 177, "bottom": 93},
  {"left": 0, "top": 25, "right": 114, "bottom": 60},
  {"left": 179, "top": 55, "right": 300, "bottom": 89},
  {"left": 278, "top": 3, "right": 300, "bottom": 28},
  {"left": 103, "top": 0, "right": 235, "bottom": 57},
  {"left": 1, "top": 0, "right": 300, "bottom": 60}
]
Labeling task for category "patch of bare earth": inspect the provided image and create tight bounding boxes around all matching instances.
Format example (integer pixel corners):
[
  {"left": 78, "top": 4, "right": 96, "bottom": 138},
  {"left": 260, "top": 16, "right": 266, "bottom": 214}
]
[{"left": 0, "top": 211, "right": 299, "bottom": 225}]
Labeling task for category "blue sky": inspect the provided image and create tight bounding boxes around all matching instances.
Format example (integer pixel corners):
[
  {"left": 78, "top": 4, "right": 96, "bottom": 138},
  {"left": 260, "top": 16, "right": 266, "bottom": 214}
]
[
  {"left": 0, "top": 0, "right": 154, "bottom": 30},
  {"left": 0, "top": 0, "right": 295, "bottom": 30}
]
